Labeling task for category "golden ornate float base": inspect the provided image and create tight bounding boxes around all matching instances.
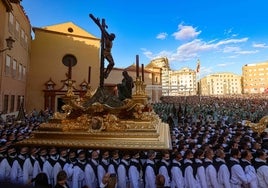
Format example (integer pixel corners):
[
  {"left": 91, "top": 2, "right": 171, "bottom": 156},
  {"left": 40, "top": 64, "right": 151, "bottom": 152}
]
[
  {"left": 17, "top": 118, "right": 171, "bottom": 150},
  {"left": 18, "top": 85, "right": 172, "bottom": 150}
]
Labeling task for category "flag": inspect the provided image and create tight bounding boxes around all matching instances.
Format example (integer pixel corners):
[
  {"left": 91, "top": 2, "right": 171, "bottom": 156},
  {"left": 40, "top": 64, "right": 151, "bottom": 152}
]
[{"left": 196, "top": 59, "right": 200, "bottom": 73}]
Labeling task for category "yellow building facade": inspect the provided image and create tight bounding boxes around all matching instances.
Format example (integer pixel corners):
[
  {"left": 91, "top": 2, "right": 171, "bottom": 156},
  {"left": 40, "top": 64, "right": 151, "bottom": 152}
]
[
  {"left": 145, "top": 57, "right": 167, "bottom": 98},
  {"left": 26, "top": 22, "right": 100, "bottom": 111},
  {"left": 0, "top": 0, "right": 30, "bottom": 118},
  {"left": 242, "top": 61, "right": 268, "bottom": 94},
  {"left": 200, "top": 72, "right": 242, "bottom": 95},
  {"left": 170, "top": 67, "right": 197, "bottom": 96}
]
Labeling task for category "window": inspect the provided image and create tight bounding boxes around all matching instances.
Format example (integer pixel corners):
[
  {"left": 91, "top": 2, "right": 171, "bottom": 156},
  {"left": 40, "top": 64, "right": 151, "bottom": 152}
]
[
  {"left": 18, "top": 63, "right": 22, "bottom": 80},
  {"left": 10, "top": 95, "right": 15, "bottom": 112},
  {"left": 9, "top": 13, "right": 14, "bottom": 24},
  {"left": 25, "top": 35, "right": 28, "bottom": 48},
  {"left": 3, "top": 95, "right": 9, "bottom": 114},
  {"left": 21, "top": 29, "right": 25, "bottom": 46},
  {"left": 12, "top": 59, "right": 17, "bottom": 78},
  {"left": 16, "top": 95, "right": 21, "bottom": 111},
  {"left": 15, "top": 21, "right": 20, "bottom": 39},
  {"left": 5, "top": 55, "right": 11, "bottom": 76},
  {"left": 8, "top": 13, "right": 14, "bottom": 33},
  {"left": 23, "top": 66, "right": 26, "bottom": 80}
]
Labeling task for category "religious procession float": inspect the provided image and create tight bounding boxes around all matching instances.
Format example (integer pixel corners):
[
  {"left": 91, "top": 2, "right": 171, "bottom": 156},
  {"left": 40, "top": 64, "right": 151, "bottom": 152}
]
[{"left": 17, "top": 14, "right": 171, "bottom": 150}]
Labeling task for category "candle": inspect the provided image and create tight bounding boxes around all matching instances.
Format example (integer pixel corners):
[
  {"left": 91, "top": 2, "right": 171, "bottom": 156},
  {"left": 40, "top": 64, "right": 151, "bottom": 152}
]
[
  {"left": 88, "top": 66, "right": 91, "bottom": 84},
  {"left": 136, "top": 55, "right": 139, "bottom": 78},
  {"left": 141, "top": 64, "right": 144, "bottom": 82}
]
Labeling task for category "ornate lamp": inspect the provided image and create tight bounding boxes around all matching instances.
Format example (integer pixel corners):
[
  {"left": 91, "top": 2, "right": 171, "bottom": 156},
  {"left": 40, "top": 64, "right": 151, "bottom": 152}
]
[{"left": 0, "top": 36, "right": 15, "bottom": 53}]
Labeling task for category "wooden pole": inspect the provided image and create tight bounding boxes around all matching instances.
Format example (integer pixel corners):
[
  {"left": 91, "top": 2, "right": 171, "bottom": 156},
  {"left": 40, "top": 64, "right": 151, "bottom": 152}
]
[
  {"left": 136, "top": 55, "right": 139, "bottom": 78},
  {"left": 88, "top": 66, "right": 91, "bottom": 84},
  {"left": 141, "top": 64, "right": 144, "bottom": 82},
  {"left": 99, "top": 19, "right": 106, "bottom": 88}
]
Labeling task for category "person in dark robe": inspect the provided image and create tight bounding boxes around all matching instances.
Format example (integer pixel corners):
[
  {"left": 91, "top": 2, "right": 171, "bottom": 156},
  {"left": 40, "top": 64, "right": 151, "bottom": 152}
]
[{"left": 117, "top": 71, "right": 134, "bottom": 100}]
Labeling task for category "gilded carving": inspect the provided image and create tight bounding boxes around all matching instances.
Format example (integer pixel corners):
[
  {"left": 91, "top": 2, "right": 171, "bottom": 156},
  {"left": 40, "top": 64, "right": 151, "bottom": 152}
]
[
  {"left": 17, "top": 61, "right": 172, "bottom": 149},
  {"left": 245, "top": 116, "right": 268, "bottom": 133}
]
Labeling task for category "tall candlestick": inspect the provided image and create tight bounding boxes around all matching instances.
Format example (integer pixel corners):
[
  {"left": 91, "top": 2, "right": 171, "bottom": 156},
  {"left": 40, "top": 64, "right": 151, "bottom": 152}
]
[
  {"left": 68, "top": 65, "right": 72, "bottom": 79},
  {"left": 88, "top": 66, "right": 91, "bottom": 84},
  {"left": 141, "top": 64, "right": 144, "bottom": 82},
  {"left": 136, "top": 55, "right": 139, "bottom": 78}
]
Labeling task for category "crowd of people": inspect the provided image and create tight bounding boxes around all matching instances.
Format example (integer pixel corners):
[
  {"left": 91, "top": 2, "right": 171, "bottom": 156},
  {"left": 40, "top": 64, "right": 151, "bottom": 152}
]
[{"left": 0, "top": 94, "right": 267, "bottom": 188}]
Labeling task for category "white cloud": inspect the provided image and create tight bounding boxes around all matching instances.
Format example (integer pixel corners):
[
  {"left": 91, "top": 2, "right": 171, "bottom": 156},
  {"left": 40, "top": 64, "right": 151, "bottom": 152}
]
[
  {"left": 216, "top": 38, "right": 248, "bottom": 46},
  {"left": 171, "top": 39, "right": 215, "bottom": 61},
  {"left": 172, "top": 24, "right": 201, "bottom": 40},
  {"left": 226, "top": 55, "right": 239, "bottom": 59},
  {"left": 224, "top": 28, "right": 238, "bottom": 37},
  {"left": 223, "top": 46, "right": 241, "bottom": 53},
  {"left": 199, "top": 66, "right": 213, "bottom": 78},
  {"left": 217, "top": 63, "right": 228, "bottom": 67},
  {"left": 143, "top": 33, "right": 249, "bottom": 63},
  {"left": 217, "top": 62, "right": 234, "bottom": 67},
  {"left": 252, "top": 43, "right": 268, "bottom": 48},
  {"left": 235, "top": 50, "right": 258, "bottom": 55},
  {"left": 171, "top": 38, "right": 249, "bottom": 62},
  {"left": 156, "top": 32, "right": 168, "bottom": 40},
  {"left": 141, "top": 48, "right": 154, "bottom": 59},
  {"left": 224, "top": 28, "right": 233, "bottom": 35}
]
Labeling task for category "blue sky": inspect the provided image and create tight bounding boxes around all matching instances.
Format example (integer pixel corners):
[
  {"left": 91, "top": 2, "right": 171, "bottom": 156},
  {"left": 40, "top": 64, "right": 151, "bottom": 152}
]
[{"left": 21, "top": 0, "right": 268, "bottom": 77}]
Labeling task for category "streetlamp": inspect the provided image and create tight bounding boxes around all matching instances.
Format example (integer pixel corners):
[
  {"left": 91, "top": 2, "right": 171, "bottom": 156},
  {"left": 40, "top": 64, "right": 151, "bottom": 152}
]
[{"left": 0, "top": 36, "right": 15, "bottom": 53}]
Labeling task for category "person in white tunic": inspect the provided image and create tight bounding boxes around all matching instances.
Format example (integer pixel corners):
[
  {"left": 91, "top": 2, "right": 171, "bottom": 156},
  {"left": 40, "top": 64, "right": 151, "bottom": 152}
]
[
  {"left": 0, "top": 146, "right": 17, "bottom": 182},
  {"left": 33, "top": 147, "right": 48, "bottom": 179},
  {"left": 63, "top": 149, "right": 77, "bottom": 187},
  {"left": 43, "top": 147, "right": 59, "bottom": 187},
  {"left": 10, "top": 146, "right": 29, "bottom": 184},
  {"left": 129, "top": 151, "right": 143, "bottom": 188},
  {"left": 22, "top": 146, "right": 38, "bottom": 184},
  {"left": 228, "top": 148, "right": 255, "bottom": 188},
  {"left": 240, "top": 150, "right": 257, "bottom": 188},
  {"left": 203, "top": 148, "right": 219, "bottom": 188},
  {"left": 253, "top": 149, "right": 268, "bottom": 188},
  {"left": 170, "top": 151, "right": 184, "bottom": 188},
  {"left": 158, "top": 150, "right": 171, "bottom": 188},
  {"left": 117, "top": 151, "right": 130, "bottom": 188},
  {"left": 53, "top": 148, "right": 68, "bottom": 186},
  {"left": 193, "top": 149, "right": 207, "bottom": 188},
  {"left": 144, "top": 150, "right": 156, "bottom": 188},
  {"left": 97, "top": 150, "right": 110, "bottom": 187},
  {"left": 84, "top": 150, "right": 99, "bottom": 188},
  {"left": 183, "top": 149, "right": 197, "bottom": 188},
  {"left": 214, "top": 148, "right": 231, "bottom": 188},
  {"left": 108, "top": 150, "right": 120, "bottom": 175},
  {"left": 72, "top": 150, "right": 87, "bottom": 188}
]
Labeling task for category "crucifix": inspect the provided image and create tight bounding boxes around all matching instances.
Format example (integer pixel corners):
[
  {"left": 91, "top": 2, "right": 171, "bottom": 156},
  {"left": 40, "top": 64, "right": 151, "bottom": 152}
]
[{"left": 89, "top": 14, "right": 116, "bottom": 88}]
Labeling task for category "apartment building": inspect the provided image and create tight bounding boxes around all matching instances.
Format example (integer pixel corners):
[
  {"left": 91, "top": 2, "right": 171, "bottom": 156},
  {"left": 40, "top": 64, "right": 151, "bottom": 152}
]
[
  {"left": 242, "top": 61, "right": 268, "bottom": 94},
  {"left": 145, "top": 58, "right": 163, "bottom": 102},
  {"left": 171, "top": 67, "right": 197, "bottom": 96},
  {"left": 200, "top": 72, "right": 242, "bottom": 95},
  {"left": 0, "top": 0, "right": 30, "bottom": 118}
]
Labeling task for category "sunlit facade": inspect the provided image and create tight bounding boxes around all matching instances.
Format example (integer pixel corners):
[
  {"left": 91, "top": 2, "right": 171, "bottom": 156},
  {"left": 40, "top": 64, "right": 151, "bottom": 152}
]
[
  {"left": 0, "top": 0, "right": 30, "bottom": 118},
  {"left": 242, "top": 61, "right": 268, "bottom": 94},
  {"left": 170, "top": 67, "right": 197, "bottom": 96},
  {"left": 26, "top": 22, "right": 100, "bottom": 111},
  {"left": 200, "top": 72, "right": 242, "bottom": 95}
]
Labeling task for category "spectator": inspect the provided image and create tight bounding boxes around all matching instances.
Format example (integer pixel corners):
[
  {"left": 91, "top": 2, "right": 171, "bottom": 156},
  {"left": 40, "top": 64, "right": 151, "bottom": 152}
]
[
  {"left": 32, "top": 172, "right": 50, "bottom": 188},
  {"left": 54, "top": 170, "right": 69, "bottom": 188},
  {"left": 155, "top": 174, "right": 165, "bottom": 188}
]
